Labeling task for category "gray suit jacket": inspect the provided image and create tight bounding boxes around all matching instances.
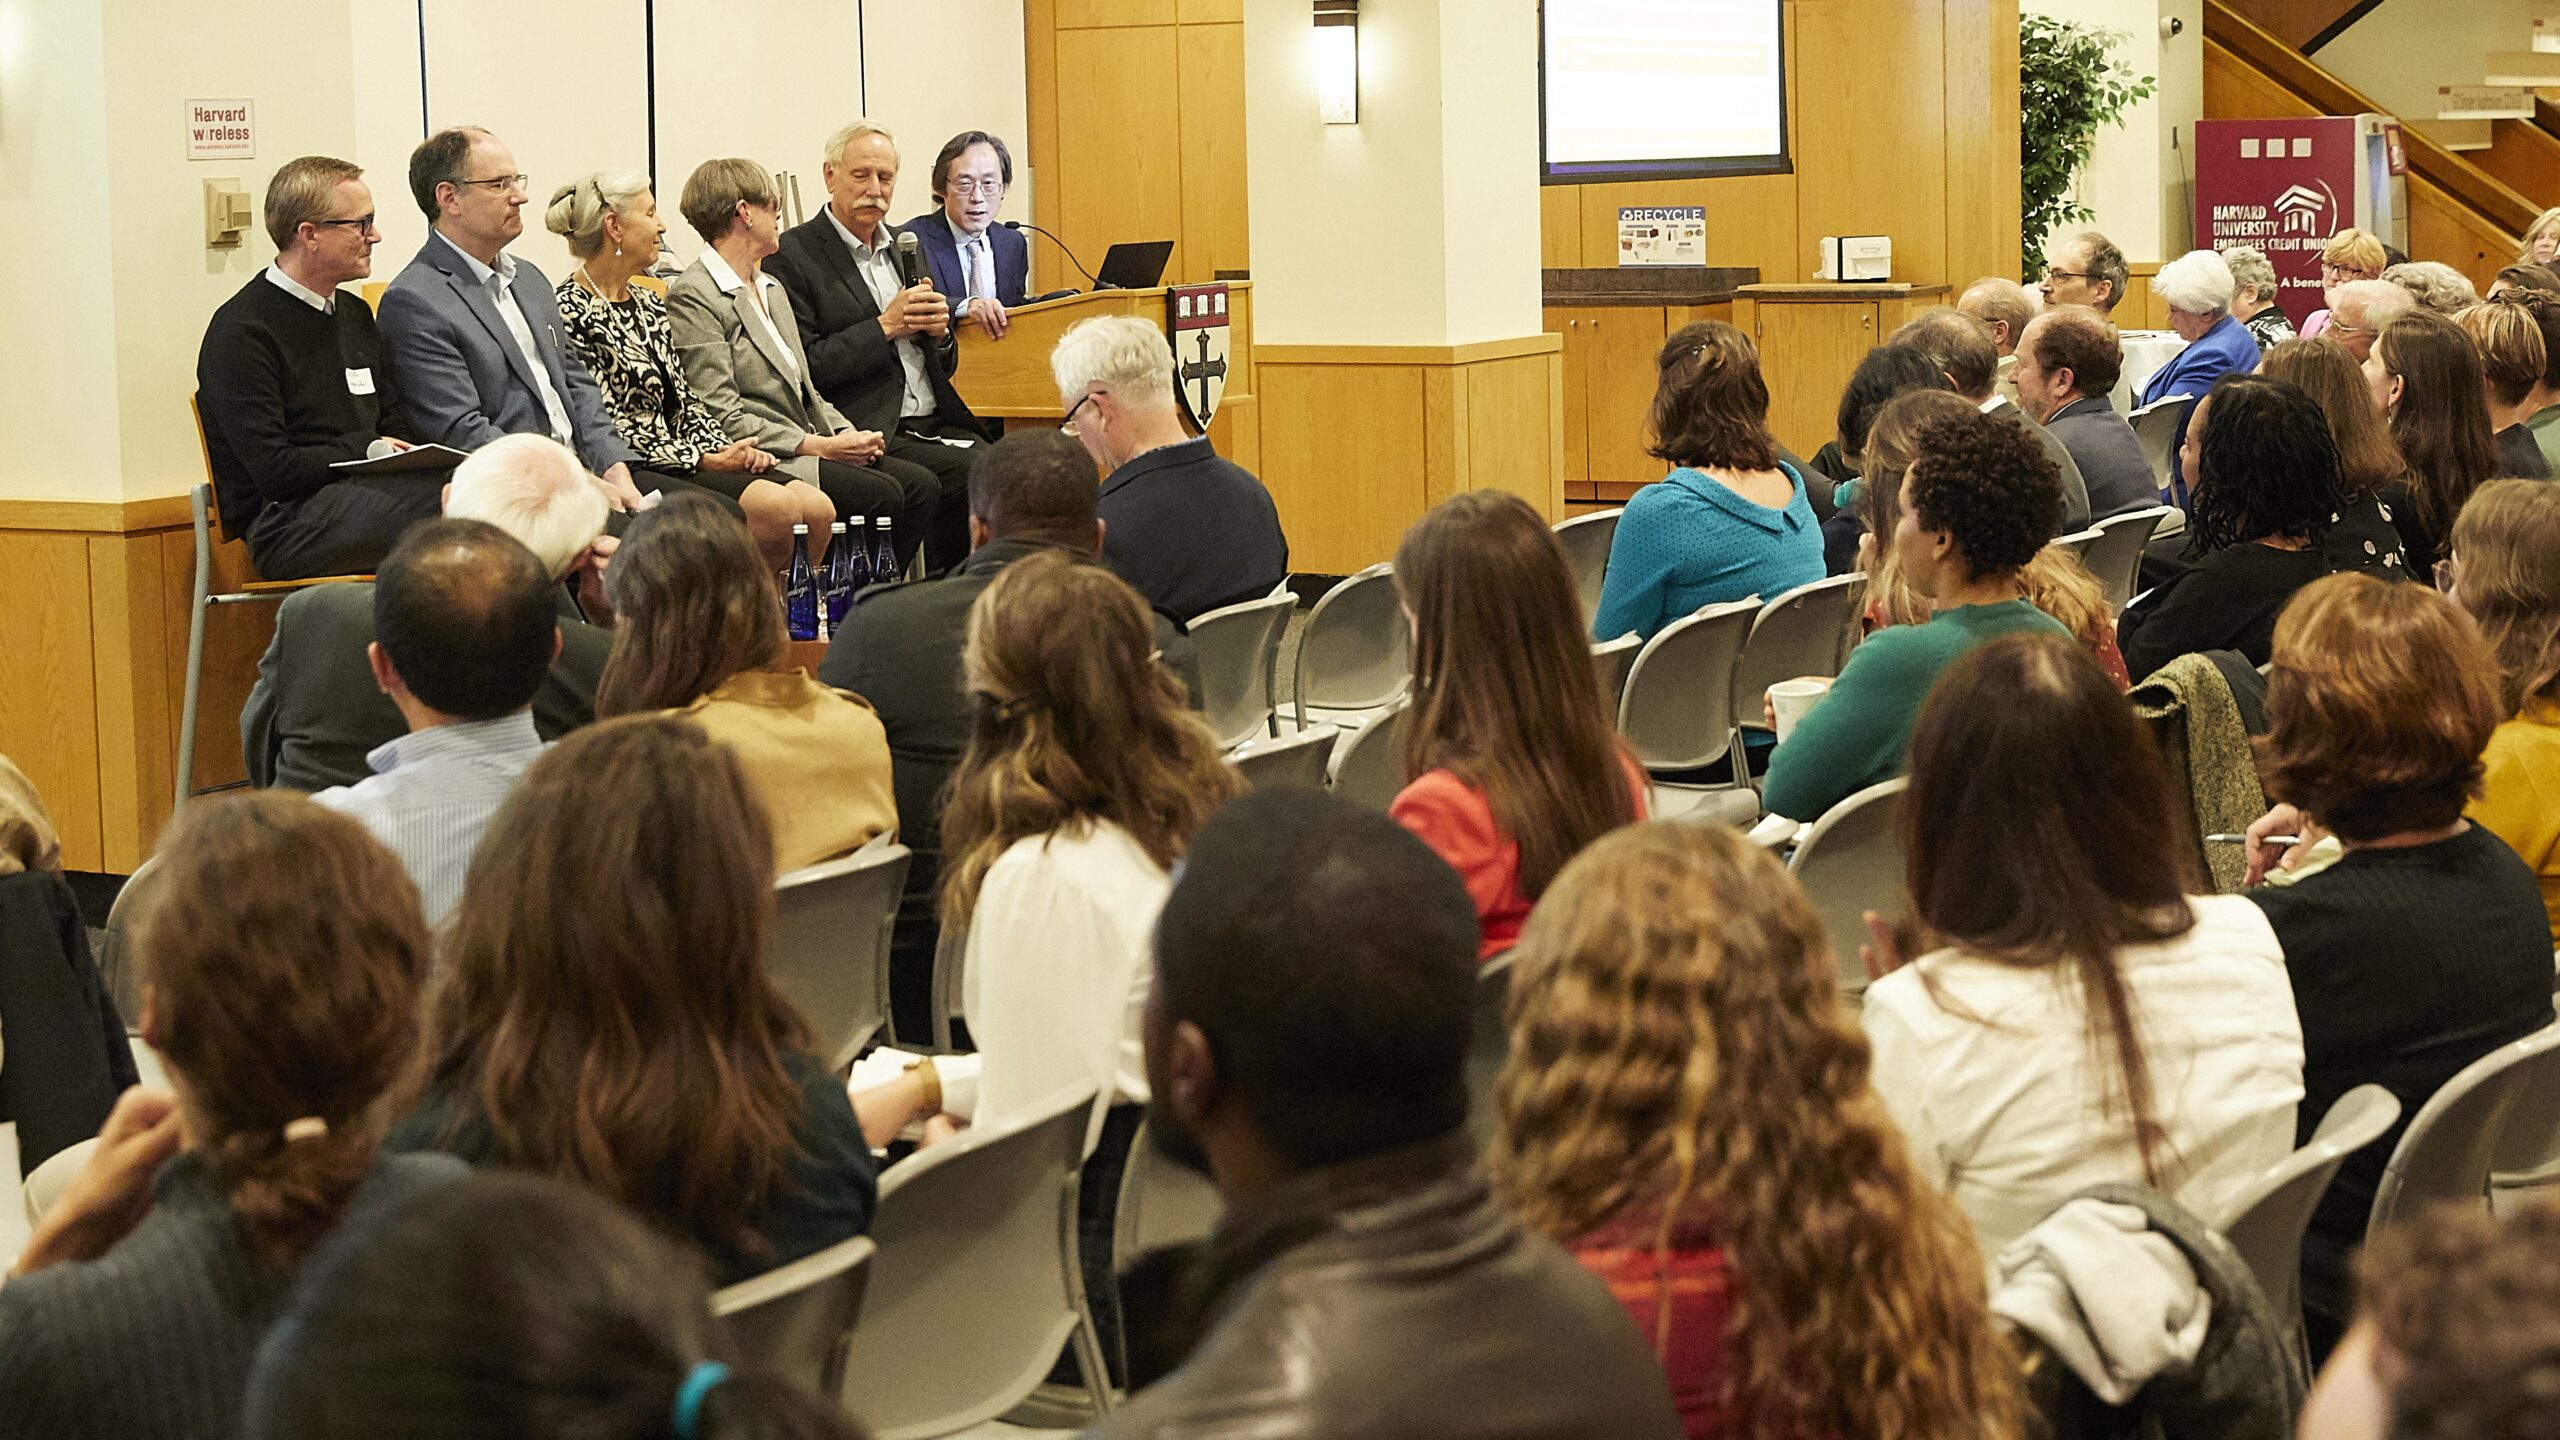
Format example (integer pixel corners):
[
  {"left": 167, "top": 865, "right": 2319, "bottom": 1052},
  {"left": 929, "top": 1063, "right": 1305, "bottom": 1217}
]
[
  {"left": 2043, "top": 395, "right": 2162, "bottom": 519},
  {"left": 1984, "top": 395, "right": 2092, "bottom": 531},
  {"left": 241, "top": 582, "right": 613, "bottom": 792},
  {"left": 376, "top": 235, "right": 641, "bottom": 475},
  {"left": 665, "top": 258, "right": 853, "bottom": 486}
]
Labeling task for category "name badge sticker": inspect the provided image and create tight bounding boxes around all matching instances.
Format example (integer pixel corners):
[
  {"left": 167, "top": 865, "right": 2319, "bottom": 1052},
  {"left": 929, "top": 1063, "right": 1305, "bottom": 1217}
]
[{"left": 345, "top": 367, "right": 376, "bottom": 395}]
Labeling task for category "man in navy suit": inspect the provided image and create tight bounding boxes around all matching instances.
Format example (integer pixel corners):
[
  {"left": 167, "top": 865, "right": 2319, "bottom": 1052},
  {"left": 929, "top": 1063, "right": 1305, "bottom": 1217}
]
[{"left": 900, "top": 131, "right": 1030, "bottom": 340}]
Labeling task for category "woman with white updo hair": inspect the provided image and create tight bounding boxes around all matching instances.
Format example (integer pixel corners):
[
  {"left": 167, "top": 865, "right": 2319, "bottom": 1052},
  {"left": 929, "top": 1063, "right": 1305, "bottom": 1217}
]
[
  {"left": 2137, "top": 249, "right": 2264, "bottom": 496},
  {"left": 547, "top": 170, "right": 833, "bottom": 568},
  {"left": 2221, "top": 245, "right": 2296, "bottom": 349}
]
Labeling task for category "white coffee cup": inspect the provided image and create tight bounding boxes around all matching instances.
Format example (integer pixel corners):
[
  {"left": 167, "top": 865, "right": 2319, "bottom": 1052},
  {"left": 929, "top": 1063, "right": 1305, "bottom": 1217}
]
[{"left": 1768, "top": 677, "right": 1833, "bottom": 741}]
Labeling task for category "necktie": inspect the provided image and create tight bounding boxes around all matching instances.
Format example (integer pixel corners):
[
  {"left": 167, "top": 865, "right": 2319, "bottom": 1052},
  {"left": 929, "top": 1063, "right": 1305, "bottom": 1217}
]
[{"left": 970, "top": 238, "right": 995, "bottom": 304}]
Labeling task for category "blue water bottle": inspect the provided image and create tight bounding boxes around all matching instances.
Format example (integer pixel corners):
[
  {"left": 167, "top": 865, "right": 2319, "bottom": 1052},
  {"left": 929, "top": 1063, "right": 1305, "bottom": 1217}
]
[
  {"left": 846, "top": 516, "right": 877, "bottom": 596},
  {"left": 784, "top": 523, "right": 819, "bottom": 641},
  {"left": 870, "top": 514, "right": 898, "bottom": 582},
  {"left": 821, "top": 522, "right": 854, "bottom": 630}
]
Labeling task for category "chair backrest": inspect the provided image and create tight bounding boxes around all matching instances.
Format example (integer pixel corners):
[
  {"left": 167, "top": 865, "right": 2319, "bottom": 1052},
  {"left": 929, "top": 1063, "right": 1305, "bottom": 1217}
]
[
  {"left": 1186, "top": 592, "right": 1295, "bottom": 749},
  {"left": 2370, "top": 1021, "right": 2560, "bottom": 1234},
  {"left": 2491, "top": 1015, "right": 2560, "bottom": 1214},
  {"left": 1292, "top": 563, "right": 1410, "bottom": 720},
  {"left": 1225, "top": 723, "right": 1340, "bottom": 792},
  {"left": 96, "top": 854, "right": 167, "bottom": 1026},
  {"left": 187, "top": 394, "right": 239, "bottom": 544},
  {"left": 1552, "top": 508, "right": 1623, "bottom": 627},
  {"left": 1733, "top": 575, "right": 1869, "bottom": 733},
  {"left": 1113, "top": 1119, "right": 1224, "bottom": 1263},
  {"left": 1785, "top": 778, "right": 1908, "bottom": 994},
  {"left": 835, "top": 1083, "right": 1105, "bottom": 1440},
  {"left": 23, "top": 1136, "right": 98, "bottom": 1228},
  {"left": 1327, "top": 697, "right": 1414, "bottom": 812},
  {"left": 1589, "top": 634, "right": 1642, "bottom": 718},
  {"left": 1617, "top": 599, "right": 1757, "bottom": 772},
  {"left": 1464, "top": 950, "right": 1515, "bottom": 1145},
  {"left": 772, "top": 844, "right": 911, "bottom": 1070},
  {"left": 2085, "top": 505, "right": 2175, "bottom": 613},
  {"left": 713, "top": 1234, "right": 878, "bottom": 1395},
  {"left": 2215, "top": 1084, "right": 2401, "bottom": 1330},
  {"left": 2054, "top": 527, "right": 2103, "bottom": 561},
  {"left": 2128, "top": 396, "right": 2194, "bottom": 490}
]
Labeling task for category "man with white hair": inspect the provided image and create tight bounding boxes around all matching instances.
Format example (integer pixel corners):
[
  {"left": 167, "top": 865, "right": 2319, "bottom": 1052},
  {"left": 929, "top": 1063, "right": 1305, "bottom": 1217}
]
[
  {"left": 241, "top": 434, "right": 616, "bottom": 792},
  {"left": 768, "top": 119, "right": 989, "bottom": 571},
  {"left": 1961, "top": 276, "right": 2039, "bottom": 409},
  {"left": 2323, "top": 280, "right": 2414, "bottom": 365},
  {"left": 1051, "top": 315, "right": 1288, "bottom": 622}
]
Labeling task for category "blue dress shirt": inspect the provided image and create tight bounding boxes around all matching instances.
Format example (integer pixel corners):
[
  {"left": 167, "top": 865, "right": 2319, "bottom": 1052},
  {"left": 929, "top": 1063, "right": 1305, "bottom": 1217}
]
[{"left": 312, "top": 711, "right": 544, "bottom": 925}]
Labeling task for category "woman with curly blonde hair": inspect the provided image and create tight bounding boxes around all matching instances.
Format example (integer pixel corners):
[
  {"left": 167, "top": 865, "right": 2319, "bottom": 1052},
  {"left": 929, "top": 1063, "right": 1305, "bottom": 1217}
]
[{"left": 1492, "top": 821, "right": 2021, "bottom": 1440}]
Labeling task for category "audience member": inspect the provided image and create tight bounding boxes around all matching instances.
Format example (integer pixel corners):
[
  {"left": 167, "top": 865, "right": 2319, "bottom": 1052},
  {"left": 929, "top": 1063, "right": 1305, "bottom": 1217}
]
[
  {"left": 0, "top": 752, "right": 59, "bottom": 877},
  {"left": 546, "top": 169, "right": 837, "bottom": 569},
  {"left": 851, "top": 549, "right": 1239, "bottom": 1150},
  {"left": 1852, "top": 390, "right": 1985, "bottom": 629},
  {"left": 2368, "top": 309, "right": 2499, "bottom": 566},
  {"left": 1891, "top": 307, "right": 2091, "bottom": 529},
  {"left": 245, "top": 1171, "right": 870, "bottom": 1440},
  {"left": 903, "top": 130, "right": 1029, "bottom": 337},
  {"left": 2242, "top": 574, "right": 2553, "bottom": 1357},
  {"left": 309, "top": 518, "right": 561, "bottom": 924},
  {"left": 2456, "top": 299, "right": 2553, "bottom": 479},
  {"left": 2301, "top": 230, "right": 2389, "bottom": 343},
  {"left": 666, "top": 157, "right": 938, "bottom": 571},
  {"left": 1865, "top": 632, "right": 2304, "bottom": 1260},
  {"left": 196, "top": 156, "right": 439, "bottom": 580},
  {"left": 2222, "top": 245, "right": 2297, "bottom": 348},
  {"left": 1096, "top": 787, "right": 1684, "bottom": 1439},
  {"left": 2522, "top": 206, "right": 2560, "bottom": 266},
  {"left": 2384, "top": 261, "right": 2480, "bottom": 317},
  {"left": 2446, "top": 480, "right": 2560, "bottom": 944},
  {"left": 2295, "top": 1199, "right": 2560, "bottom": 1440},
  {"left": 820, "top": 428, "right": 1202, "bottom": 1046},
  {"left": 593, "top": 493, "right": 893, "bottom": 872},
  {"left": 768, "top": 120, "right": 987, "bottom": 571},
  {"left": 2019, "top": 546, "right": 2134, "bottom": 687},
  {"left": 1051, "top": 314, "right": 1288, "bottom": 623},
  {"left": 2141, "top": 249, "right": 2260, "bottom": 407},
  {"left": 2040, "top": 230, "right": 2128, "bottom": 315},
  {"left": 2015, "top": 307, "right": 2159, "bottom": 518},
  {"left": 1760, "top": 409, "right": 2069, "bottom": 822},
  {"left": 1392, "top": 491, "right": 1644, "bottom": 957},
  {"left": 2486, "top": 262, "right": 2560, "bottom": 299},
  {"left": 379, "top": 127, "right": 717, "bottom": 518},
  {"left": 1959, "top": 276, "right": 2036, "bottom": 359},
  {"left": 1592, "top": 321, "right": 1823, "bottom": 640},
  {"left": 391, "top": 715, "right": 877, "bottom": 1285},
  {"left": 2120, "top": 376, "right": 2347, "bottom": 679},
  {"left": 2258, "top": 338, "right": 2416, "bottom": 580},
  {"left": 1496, "top": 821, "right": 2024, "bottom": 1440},
  {"left": 1810, "top": 343, "right": 1951, "bottom": 554},
  {"left": 2321, "top": 278, "right": 2413, "bottom": 364},
  {"left": 242, "top": 434, "right": 613, "bottom": 793},
  {"left": 2501, "top": 288, "right": 2560, "bottom": 469},
  {"left": 0, "top": 791, "right": 453, "bottom": 1440}
]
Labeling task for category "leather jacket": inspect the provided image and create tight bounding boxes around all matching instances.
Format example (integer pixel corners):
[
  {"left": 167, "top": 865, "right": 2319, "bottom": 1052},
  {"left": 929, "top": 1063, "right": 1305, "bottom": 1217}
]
[{"left": 1085, "top": 1133, "right": 1682, "bottom": 1440}]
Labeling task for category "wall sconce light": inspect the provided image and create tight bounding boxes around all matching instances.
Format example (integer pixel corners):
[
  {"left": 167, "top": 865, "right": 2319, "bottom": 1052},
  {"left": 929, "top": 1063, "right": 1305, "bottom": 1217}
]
[{"left": 1315, "top": 0, "right": 1359, "bottom": 125}]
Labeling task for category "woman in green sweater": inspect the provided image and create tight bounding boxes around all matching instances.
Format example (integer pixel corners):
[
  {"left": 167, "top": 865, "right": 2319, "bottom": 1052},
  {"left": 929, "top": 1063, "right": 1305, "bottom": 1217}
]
[{"left": 1761, "top": 408, "right": 2071, "bottom": 821}]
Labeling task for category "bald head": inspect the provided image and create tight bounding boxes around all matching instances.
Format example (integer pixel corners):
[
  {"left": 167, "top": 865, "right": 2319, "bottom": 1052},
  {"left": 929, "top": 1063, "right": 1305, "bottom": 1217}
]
[
  {"left": 372, "top": 518, "right": 560, "bottom": 721},
  {"left": 2331, "top": 280, "right": 2415, "bottom": 362},
  {"left": 1959, "top": 278, "right": 2037, "bottom": 357},
  {"left": 1890, "top": 307, "right": 2001, "bottom": 402}
]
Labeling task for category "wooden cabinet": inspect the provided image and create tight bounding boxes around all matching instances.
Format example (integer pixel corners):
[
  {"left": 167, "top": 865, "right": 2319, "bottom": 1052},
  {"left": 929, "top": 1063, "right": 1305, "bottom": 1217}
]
[
  {"left": 1732, "top": 283, "right": 1952, "bottom": 458},
  {"left": 1548, "top": 307, "right": 1668, "bottom": 500}
]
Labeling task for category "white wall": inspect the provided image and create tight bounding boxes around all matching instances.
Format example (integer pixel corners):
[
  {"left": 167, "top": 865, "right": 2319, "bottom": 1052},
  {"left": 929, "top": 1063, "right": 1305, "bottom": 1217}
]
[
  {"left": 2023, "top": 0, "right": 2201, "bottom": 265},
  {"left": 863, "top": 0, "right": 1035, "bottom": 272},
  {"left": 2315, "top": 0, "right": 2540, "bottom": 148}
]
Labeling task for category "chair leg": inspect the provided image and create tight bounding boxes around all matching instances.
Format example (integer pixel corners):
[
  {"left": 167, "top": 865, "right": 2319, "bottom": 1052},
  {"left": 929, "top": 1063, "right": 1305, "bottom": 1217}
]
[
  {"left": 176, "top": 511, "right": 214, "bottom": 808},
  {"left": 1060, "top": 1179, "right": 1117, "bottom": 1415}
]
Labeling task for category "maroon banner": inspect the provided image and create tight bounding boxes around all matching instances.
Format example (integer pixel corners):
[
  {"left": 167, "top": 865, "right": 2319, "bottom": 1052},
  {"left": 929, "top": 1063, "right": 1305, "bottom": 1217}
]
[{"left": 2195, "top": 117, "right": 2360, "bottom": 327}]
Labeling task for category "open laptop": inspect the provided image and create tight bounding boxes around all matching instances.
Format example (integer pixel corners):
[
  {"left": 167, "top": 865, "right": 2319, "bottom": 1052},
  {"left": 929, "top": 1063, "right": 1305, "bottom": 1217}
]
[{"left": 1095, "top": 240, "right": 1176, "bottom": 290}]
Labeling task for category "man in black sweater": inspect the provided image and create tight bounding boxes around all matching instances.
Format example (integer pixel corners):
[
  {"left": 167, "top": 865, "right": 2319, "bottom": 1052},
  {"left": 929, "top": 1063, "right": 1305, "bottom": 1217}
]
[{"left": 196, "top": 156, "right": 442, "bottom": 580}]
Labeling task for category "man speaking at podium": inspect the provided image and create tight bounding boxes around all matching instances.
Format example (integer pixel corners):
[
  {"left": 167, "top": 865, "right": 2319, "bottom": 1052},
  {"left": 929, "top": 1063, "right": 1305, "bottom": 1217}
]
[
  {"left": 901, "top": 131, "right": 1029, "bottom": 340},
  {"left": 770, "top": 119, "right": 990, "bottom": 571}
]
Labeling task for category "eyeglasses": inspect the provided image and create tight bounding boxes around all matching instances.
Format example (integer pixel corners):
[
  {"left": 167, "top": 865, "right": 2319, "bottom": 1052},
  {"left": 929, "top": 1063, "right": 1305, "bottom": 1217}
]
[
  {"left": 454, "top": 174, "right": 530, "bottom": 194},
  {"left": 2042, "top": 268, "right": 2090, "bottom": 283},
  {"left": 1060, "top": 392, "right": 1099, "bottom": 437},
  {"left": 948, "top": 178, "right": 1006, "bottom": 198},
  {"left": 2320, "top": 263, "right": 2375, "bottom": 281},
  {"left": 311, "top": 214, "right": 379, "bottom": 233}
]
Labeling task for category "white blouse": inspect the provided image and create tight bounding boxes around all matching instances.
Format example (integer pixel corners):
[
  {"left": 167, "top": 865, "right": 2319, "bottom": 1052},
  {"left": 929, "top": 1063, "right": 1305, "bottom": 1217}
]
[{"left": 1861, "top": 894, "right": 2306, "bottom": 1266}]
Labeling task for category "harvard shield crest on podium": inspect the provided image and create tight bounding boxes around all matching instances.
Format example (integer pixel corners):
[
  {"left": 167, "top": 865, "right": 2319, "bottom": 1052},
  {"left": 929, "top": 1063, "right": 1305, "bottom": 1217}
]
[{"left": 1168, "top": 284, "right": 1232, "bottom": 431}]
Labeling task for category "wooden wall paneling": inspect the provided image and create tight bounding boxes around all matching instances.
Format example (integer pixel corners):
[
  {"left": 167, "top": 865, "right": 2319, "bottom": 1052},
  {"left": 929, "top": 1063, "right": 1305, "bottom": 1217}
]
[
  {"left": 0, "top": 533, "right": 104, "bottom": 872},
  {"left": 1054, "top": 27, "right": 1188, "bottom": 287},
  {"left": 1582, "top": 308, "right": 1670, "bottom": 486},
  {"left": 2203, "top": 36, "right": 2319, "bottom": 121},
  {"left": 2412, "top": 175, "right": 2525, "bottom": 293},
  {"left": 1794, "top": 0, "right": 1948, "bottom": 287},
  {"left": 87, "top": 533, "right": 175, "bottom": 872},
  {"left": 162, "top": 532, "right": 266, "bottom": 805},
  {"left": 1542, "top": 188, "right": 1584, "bottom": 269},
  {"left": 1057, "top": 0, "right": 1175, "bottom": 26},
  {"left": 1175, "top": 0, "right": 1241, "bottom": 21},
  {"left": 1944, "top": 0, "right": 2024, "bottom": 285},
  {"left": 1422, "top": 352, "right": 1566, "bottom": 519},
  {"left": 1176, "top": 22, "right": 1250, "bottom": 282},
  {"left": 1257, "top": 362, "right": 1429, "bottom": 573},
  {"left": 1025, "top": 0, "right": 1061, "bottom": 270},
  {"left": 1546, "top": 309, "right": 1592, "bottom": 487},
  {"left": 1573, "top": 175, "right": 1800, "bottom": 281},
  {"left": 1219, "top": 394, "right": 1262, "bottom": 476},
  {"left": 1741, "top": 297, "right": 1880, "bottom": 457}
]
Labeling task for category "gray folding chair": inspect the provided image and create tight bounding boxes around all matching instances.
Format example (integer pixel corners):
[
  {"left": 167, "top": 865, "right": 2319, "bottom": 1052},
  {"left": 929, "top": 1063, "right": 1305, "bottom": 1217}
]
[
  {"left": 1785, "top": 778, "right": 1907, "bottom": 995},
  {"left": 2085, "top": 505, "right": 2177, "bottom": 613},
  {"left": 1225, "top": 723, "right": 1339, "bottom": 792},
  {"left": 96, "top": 854, "right": 168, "bottom": 1026},
  {"left": 836, "top": 1083, "right": 1112, "bottom": 1438},
  {"left": 2215, "top": 1085, "right": 2400, "bottom": 1344},
  {"left": 1733, "top": 575, "right": 1869, "bottom": 751},
  {"left": 1553, "top": 508, "right": 1623, "bottom": 629},
  {"left": 1326, "top": 697, "right": 1414, "bottom": 812},
  {"left": 2492, "top": 1006, "right": 2560, "bottom": 1215},
  {"left": 773, "top": 844, "right": 910, "bottom": 1070},
  {"left": 1186, "top": 592, "right": 1295, "bottom": 749},
  {"left": 2369, "top": 1020, "right": 2560, "bottom": 1234},
  {"left": 1590, "top": 634, "right": 1641, "bottom": 719},
  {"left": 2128, "top": 396, "right": 2194, "bottom": 493},
  {"left": 1112, "top": 1119, "right": 1224, "bottom": 1264},
  {"left": 714, "top": 1234, "right": 878, "bottom": 1394},
  {"left": 2054, "top": 528, "right": 2102, "bottom": 561},
  {"left": 1617, "top": 600, "right": 1760, "bottom": 827},
  {"left": 1464, "top": 950, "right": 1515, "bottom": 1145},
  {"left": 927, "top": 923, "right": 967, "bottom": 1056},
  {"left": 1286, "top": 564, "right": 1409, "bottom": 730},
  {"left": 23, "top": 1136, "right": 97, "bottom": 1228}
]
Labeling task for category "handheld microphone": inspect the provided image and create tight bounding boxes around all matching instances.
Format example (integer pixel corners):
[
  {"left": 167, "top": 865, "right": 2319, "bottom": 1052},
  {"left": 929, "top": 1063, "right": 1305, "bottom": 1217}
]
[
  {"left": 893, "top": 231, "right": 925, "bottom": 288},
  {"left": 1002, "top": 220, "right": 1106, "bottom": 289}
]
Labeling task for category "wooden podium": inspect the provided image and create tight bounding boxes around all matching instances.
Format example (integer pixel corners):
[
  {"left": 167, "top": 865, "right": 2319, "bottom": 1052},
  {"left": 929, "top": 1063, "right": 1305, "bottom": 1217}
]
[{"left": 951, "top": 284, "right": 1257, "bottom": 466}]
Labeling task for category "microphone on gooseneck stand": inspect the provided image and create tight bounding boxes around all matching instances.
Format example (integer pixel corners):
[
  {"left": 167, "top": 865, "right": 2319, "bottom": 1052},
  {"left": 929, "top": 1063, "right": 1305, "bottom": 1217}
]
[{"left": 1001, "top": 220, "right": 1106, "bottom": 291}]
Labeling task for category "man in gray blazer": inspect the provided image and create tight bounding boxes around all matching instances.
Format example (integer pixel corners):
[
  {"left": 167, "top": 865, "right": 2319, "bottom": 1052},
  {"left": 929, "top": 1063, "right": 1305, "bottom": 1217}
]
[
  {"left": 376, "top": 126, "right": 729, "bottom": 520},
  {"left": 241, "top": 436, "right": 617, "bottom": 791},
  {"left": 2016, "top": 308, "right": 2161, "bottom": 519}
]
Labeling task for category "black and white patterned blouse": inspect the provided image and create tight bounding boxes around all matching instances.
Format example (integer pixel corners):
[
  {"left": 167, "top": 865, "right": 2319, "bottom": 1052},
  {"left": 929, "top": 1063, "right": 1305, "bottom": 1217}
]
[{"left": 554, "top": 275, "right": 734, "bottom": 472}]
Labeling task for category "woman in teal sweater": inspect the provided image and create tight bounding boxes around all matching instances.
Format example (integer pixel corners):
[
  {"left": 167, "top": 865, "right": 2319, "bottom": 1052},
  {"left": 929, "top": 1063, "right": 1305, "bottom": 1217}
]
[
  {"left": 1592, "top": 321, "right": 1824, "bottom": 642},
  {"left": 1761, "top": 408, "right": 2071, "bottom": 821}
]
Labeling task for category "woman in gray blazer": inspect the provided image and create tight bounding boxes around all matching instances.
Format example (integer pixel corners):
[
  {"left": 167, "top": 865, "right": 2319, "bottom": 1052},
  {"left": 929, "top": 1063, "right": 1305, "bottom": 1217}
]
[{"left": 666, "top": 159, "right": 936, "bottom": 571}]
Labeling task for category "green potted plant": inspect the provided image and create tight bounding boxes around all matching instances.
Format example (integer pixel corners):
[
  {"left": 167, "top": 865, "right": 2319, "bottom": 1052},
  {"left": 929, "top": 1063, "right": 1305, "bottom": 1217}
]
[{"left": 2020, "top": 14, "right": 2157, "bottom": 279}]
